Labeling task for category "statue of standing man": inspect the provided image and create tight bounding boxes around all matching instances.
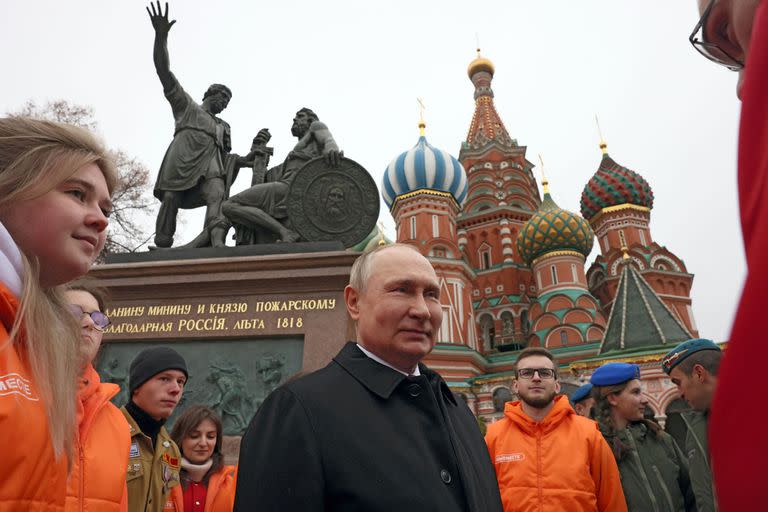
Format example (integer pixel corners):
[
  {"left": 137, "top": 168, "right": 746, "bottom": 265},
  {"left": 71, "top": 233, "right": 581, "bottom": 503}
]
[{"left": 147, "top": 1, "right": 251, "bottom": 248}]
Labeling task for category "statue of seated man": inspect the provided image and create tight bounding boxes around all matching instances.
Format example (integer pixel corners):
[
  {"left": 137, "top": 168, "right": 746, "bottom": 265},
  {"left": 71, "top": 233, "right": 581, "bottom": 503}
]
[{"left": 222, "top": 108, "right": 342, "bottom": 243}]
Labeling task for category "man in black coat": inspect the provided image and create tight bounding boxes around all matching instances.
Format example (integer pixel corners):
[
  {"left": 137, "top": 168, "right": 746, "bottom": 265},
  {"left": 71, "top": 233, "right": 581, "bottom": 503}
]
[{"left": 234, "top": 244, "right": 503, "bottom": 511}]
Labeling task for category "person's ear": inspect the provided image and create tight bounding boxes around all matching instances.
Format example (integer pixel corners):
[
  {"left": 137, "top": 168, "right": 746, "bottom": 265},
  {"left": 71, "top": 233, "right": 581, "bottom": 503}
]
[
  {"left": 345, "top": 285, "right": 361, "bottom": 321},
  {"left": 693, "top": 363, "right": 707, "bottom": 383},
  {"left": 606, "top": 393, "right": 619, "bottom": 407}
]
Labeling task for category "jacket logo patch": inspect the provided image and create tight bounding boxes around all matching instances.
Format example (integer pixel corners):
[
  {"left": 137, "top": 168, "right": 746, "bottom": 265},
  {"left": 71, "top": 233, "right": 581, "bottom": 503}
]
[
  {"left": 0, "top": 373, "right": 39, "bottom": 401},
  {"left": 162, "top": 452, "right": 180, "bottom": 469},
  {"left": 495, "top": 453, "right": 525, "bottom": 463},
  {"left": 129, "top": 441, "right": 140, "bottom": 458}
]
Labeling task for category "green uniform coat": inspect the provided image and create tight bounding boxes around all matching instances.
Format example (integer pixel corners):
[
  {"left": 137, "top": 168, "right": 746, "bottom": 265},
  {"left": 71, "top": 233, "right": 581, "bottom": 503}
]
[
  {"left": 682, "top": 411, "right": 716, "bottom": 512},
  {"left": 604, "top": 422, "right": 696, "bottom": 512},
  {"left": 122, "top": 407, "right": 181, "bottom": 512}
]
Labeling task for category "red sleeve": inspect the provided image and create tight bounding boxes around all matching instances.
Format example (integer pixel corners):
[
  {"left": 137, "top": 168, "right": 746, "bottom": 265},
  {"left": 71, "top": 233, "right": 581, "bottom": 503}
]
[{"left": 710, "top": 2, "right": 768, "bottom": 509}]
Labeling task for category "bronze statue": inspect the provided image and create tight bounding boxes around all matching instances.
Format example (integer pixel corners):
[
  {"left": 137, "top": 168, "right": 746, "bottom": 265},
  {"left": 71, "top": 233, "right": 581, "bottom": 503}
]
[
  {"left": 221, "top": 108, "right": 343, "bottom": 243},
  {"left": 147, "top": 1, "right": 253, "bottom": 248}
]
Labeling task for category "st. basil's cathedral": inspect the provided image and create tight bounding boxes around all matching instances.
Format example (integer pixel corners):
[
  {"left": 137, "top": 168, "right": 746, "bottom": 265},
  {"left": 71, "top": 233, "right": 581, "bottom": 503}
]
[{"left": 376, "top": 51, "right": 703, "bottom": 434}]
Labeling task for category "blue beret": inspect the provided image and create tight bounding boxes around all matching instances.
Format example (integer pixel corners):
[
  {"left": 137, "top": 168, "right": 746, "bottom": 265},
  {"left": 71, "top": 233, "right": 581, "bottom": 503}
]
[
  {"left": 662, "top": 338, "right": 720, "bottom": 374},
  {"left": 570, "top": 383, "right": 593, "bottom": 404},
  {"left": 590, "top": 363, "right": 641, "bottom": 386}
]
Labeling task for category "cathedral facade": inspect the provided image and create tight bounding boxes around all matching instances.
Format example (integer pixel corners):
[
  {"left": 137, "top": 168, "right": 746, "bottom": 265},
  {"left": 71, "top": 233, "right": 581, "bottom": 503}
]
[{"left": 380, "top": 52, "right": 701, "bottom": 429}]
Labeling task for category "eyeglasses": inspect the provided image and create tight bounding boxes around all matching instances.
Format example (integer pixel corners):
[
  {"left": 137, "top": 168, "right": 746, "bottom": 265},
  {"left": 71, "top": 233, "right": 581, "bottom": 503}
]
[
  {"left": 68, "top": 304, "right": 111, "bottom": 330},
  {"left": 516, "top": 368, "right": 556, "bottom": 380},
  {"left": 689, "top": 0, "right": 744, "bottom": 71}
]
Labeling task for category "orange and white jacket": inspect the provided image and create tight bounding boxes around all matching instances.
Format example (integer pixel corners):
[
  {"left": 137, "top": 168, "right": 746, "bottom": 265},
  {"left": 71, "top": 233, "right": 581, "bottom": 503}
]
[
  {"left": 163, "top": 464, "right": 236, "bottom": 512},
  {"left": 485, "top": 395, "right": 627, "bottom": 512},
  {"left": 65, "top": 364, "right": 131, "bottom": 512},
  {"left": 0, "top": 282, "right": 69, "bottom": 512}
]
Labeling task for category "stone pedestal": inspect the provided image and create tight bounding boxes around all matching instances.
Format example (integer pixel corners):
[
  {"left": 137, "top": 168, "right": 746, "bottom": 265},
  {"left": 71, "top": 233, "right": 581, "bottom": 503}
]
[{"left": 87, "top": 247, "right": 359, "bottom": 460}]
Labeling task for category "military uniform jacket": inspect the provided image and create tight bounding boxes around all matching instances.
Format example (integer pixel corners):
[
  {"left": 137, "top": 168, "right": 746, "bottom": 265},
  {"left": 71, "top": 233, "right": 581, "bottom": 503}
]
[
  {"left": 121, "top": 407, "right": 181, "bottom": 512},
  {"left": 609, "top": 422, "right": 696, "bottom": 512},
  {"left": 234, "top": 342, "right": 503, "bottom": 512},
  {"left": 682, "top": 411, "right": 716, "bottom": 511}
]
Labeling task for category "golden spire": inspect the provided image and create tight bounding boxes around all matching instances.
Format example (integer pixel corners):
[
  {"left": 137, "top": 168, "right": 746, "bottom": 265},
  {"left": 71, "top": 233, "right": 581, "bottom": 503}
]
[
  {"left": 538, "top": 154, "right": 550, "bottom": 194},
  {"left": 376, "top": 222, "right": 387, "bottom": 246},
  {"left": 621, "top": 246, "right": 630, "bottom": 260},
  {"left": 595, "top": 115, "right": 608, "bottom": 155},
  {"left": 417, "top": 98, "right": 426, "bottom": 137}
]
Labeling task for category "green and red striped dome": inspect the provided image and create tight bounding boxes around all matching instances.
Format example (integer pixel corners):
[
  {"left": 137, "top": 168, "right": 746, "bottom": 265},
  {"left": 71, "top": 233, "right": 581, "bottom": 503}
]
[
  {"left": 517, "top": 191, "right": 594, "bottom": 266},
  {"left": 580, "top": 154, "right": 654, "bottom": 221}
]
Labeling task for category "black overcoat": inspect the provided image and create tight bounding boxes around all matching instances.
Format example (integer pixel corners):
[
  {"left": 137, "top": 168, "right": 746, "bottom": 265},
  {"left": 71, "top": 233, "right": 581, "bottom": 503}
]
[{"left": 234, "top": 342, "right": 503, "bottom": 511}]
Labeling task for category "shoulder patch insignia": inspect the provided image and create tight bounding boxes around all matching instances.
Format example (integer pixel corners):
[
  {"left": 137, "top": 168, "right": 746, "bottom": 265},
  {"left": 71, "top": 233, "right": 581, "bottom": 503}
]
[
  {"left": 129, "top": 441, "right": 140, "bottom": 458},
  {"left": 162, "top": 452, "right": 180, "bottom": 468}
]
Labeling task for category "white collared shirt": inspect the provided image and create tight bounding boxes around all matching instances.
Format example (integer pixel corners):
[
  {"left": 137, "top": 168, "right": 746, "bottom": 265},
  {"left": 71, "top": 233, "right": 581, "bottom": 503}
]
[
  {"left": 0, "top": 221, "right": 24, "bottom": 298},
  {"left": 356, "top": 343, "right": 421, "bottom": 377}
]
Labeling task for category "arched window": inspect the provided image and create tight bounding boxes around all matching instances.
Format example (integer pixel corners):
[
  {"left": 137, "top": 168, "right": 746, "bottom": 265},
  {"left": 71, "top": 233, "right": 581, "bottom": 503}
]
[
  {"left": 560, "top": 331, "right": 568, "bottom": 345},
  {"left": 550, "top": 265, "right": 558, "bottom": 285},
  {"left": 493, "top": 387, "right": 513, "bottom": 412},
  {"left": 479, "top": 315, "right": 495, "bottom": 350},
  {"left": 409, "top": 216, "right": 417, "bottom": 239},
  {"left": 618, "top": 230, "right": 627, "bottom": 247},
  {"left": 520, "top": 310, "right": 529, "bottom": 336},
  {"left": 479, "top": 245, "right": 492, "bottom": 270}
]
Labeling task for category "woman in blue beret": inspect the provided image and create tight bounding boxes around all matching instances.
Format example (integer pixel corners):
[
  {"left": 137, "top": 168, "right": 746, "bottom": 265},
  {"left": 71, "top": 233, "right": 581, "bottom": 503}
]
[{"left": 590, "top": 363, "right": 696, "bottom": 512}]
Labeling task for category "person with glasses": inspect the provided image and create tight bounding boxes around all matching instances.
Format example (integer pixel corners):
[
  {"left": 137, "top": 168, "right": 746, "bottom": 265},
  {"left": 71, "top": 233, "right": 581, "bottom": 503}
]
[
  {"left": 689, "top": 1, "right": 766, "bottom": 508},
  {"left": 590, "top": 363, "right": 695, "bottom": 512},
  {"left": 64, "top": 283, "right": 131, "bottom": 512},
  {"left": 484, "top": 347, "right": 626, "bottom": 511}
]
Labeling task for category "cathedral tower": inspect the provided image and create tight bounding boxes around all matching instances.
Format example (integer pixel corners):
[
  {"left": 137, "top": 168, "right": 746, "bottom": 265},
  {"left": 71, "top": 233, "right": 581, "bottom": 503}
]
[
  {"left": 581, "top": 142, "right": 698, "bottom": 336},
  {"left": 516, "top": 176, "right": 607, "bottom": 350},
  {"left": 457, "top": 50, "right": 541, "bottom": 353}
]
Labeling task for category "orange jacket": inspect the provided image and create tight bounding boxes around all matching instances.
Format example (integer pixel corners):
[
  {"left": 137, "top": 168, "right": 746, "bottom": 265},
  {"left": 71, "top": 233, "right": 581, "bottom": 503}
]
[
  {"left": 163, "top": 464, "right": 236, "bottom": 512},
  {"left": 65, "top": 364, "right": 131, "bottom": 512},
  {"left": 485, "top": 395, "right": 627, "bottom": 512},
  {"left": 0, "top": 283, "right": 69, "bottom": 512}
]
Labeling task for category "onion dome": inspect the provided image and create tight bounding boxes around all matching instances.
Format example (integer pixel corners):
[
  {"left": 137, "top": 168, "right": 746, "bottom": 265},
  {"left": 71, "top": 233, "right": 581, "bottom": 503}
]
[
  {"left": 517, "top": 182, "right": 594, "bottom": 266},
  {"left": 468, "top": 48, "right": 495, "bottom": 78},
  {"left": 580, "top": 150, "right": 654, "bottom": 221},
  {"left": 382, "top": 133, "right": 468, "bottom": 210}
]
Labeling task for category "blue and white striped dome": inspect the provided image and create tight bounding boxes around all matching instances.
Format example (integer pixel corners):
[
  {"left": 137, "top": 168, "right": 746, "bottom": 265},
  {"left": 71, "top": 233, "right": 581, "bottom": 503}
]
[{"left": 382, "top": 136, "right": 468, "bottom": 209}]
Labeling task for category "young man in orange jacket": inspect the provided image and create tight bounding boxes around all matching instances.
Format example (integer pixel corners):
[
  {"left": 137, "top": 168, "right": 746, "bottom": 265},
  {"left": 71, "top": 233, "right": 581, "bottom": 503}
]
[
  {"left": 688, "top": 1, "right": 766, "bottom": 508},
  {"left": 484, "top": 348, "right": 627, "bottom": 512}
]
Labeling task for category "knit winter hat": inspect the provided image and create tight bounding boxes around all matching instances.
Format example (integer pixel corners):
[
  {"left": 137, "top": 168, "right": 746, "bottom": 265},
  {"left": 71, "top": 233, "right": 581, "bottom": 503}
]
[{"left": 129, "top": 346, "right": 188, "bottom": 394}]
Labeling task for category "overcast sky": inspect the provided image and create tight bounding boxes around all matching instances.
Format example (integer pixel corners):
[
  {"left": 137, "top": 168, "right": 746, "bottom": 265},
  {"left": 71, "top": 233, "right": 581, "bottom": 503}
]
[{"left": 1, "top": 1, "right": 744, "bottom": 342}]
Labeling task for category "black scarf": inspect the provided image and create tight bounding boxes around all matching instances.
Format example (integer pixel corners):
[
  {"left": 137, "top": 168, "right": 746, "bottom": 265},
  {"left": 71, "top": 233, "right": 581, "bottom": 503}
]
[{"left": 126, "top": 400, "right": 166, "bottom": 448}]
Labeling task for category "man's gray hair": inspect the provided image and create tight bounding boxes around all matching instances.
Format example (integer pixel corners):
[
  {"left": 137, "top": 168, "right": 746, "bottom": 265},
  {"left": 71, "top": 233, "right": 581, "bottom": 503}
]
[{"left": 348, "top": 243, "right": 421, "bottom": 291}]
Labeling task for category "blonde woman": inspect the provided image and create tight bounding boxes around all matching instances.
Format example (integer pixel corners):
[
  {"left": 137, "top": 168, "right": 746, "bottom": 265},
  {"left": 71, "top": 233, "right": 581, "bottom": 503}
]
[{"left": 0, "top": 117, "right": 116, "bottom": 511}]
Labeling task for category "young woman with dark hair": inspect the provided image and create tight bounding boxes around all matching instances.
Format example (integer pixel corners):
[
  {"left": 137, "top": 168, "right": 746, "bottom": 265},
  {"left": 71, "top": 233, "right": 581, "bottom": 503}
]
[
  {"left": 591, "top": 363, "right": 696, "bottom": 512},
  {"left": 167, "top": 406, "right": 236, "bottom": 512}
]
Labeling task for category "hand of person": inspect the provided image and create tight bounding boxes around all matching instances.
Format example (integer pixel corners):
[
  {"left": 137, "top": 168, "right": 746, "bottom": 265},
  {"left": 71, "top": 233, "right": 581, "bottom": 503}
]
[
  {"left": 146, "top": 1, "right": 176, "bottom": 36},
  {"left": 324, "top": 149, "right": 344, "bottom": 168},
  {"left": 254, "top": 128, "right": 271, "bottom": 147}
]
